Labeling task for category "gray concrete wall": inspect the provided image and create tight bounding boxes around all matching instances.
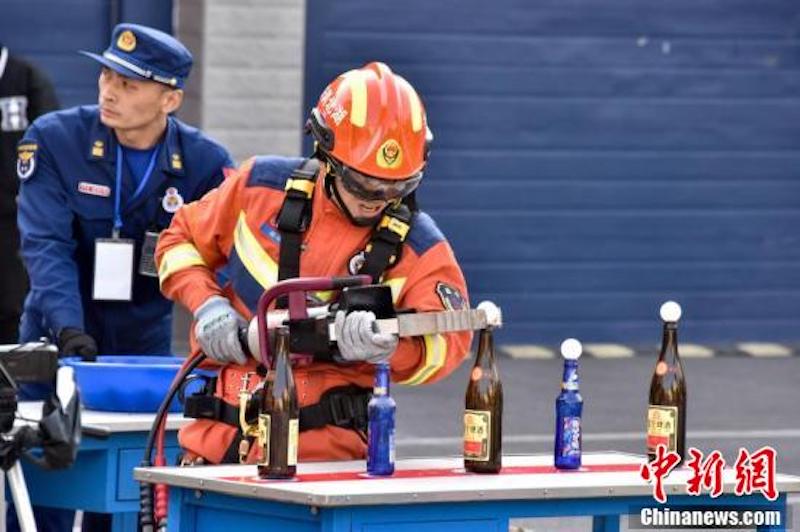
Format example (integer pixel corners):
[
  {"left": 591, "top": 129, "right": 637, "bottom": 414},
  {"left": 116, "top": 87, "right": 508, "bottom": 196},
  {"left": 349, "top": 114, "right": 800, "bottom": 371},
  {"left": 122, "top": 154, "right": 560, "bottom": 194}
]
[
  {"left": 171, "top": 0, "right": 307, "bottom": 354},
  {"left": 178, "top": 0, "right": 306, "bottom": 164}
]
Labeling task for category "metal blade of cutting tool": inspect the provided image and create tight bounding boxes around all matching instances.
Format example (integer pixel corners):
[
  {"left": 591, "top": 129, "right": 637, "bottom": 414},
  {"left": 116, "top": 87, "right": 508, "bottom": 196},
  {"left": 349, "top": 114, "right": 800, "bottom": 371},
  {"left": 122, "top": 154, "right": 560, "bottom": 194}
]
[{"left": 328, "top": 302, "right": 502, "bottom": 341}]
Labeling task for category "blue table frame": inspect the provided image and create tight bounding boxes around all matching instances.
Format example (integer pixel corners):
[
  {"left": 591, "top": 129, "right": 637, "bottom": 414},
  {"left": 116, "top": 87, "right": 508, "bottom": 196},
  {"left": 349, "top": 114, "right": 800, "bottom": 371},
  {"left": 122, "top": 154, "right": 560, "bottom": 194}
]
[
  {"left": 135, "top": 453, "right": 798, "bottom": 532},
  {"left": 18, "top": 404, "right": 184, "bottom": 532},
  {"left": 165, "top": 490, "right": 788, "bottom": 532}
]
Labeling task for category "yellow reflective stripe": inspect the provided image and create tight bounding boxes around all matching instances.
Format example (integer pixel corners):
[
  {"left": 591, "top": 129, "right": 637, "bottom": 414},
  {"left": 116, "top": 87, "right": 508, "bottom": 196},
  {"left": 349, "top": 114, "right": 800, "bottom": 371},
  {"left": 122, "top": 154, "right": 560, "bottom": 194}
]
[
  {"left": 379, "top": 215, "right": 410, "bottom": 240},
  {"left": 347, "top": 71, "right": 368, "bottom": 127},
  {"left": 314, "top": 290, "right": 335, "bottom": 303},
  {"left": 408, "top": 86, "right": 423, "bottom": 133},
  {"left": 234, "top": 211, "right": 278, "bottom": 289},
  {"left": 158, "top": 243, "right": 206, "bottom": 287},
  {"left": 382, "top": 277, "right": 406, "bottom": 304},
  {"left": 399, "top": 333, "right": 447, "bottom": 386},
  {"left": 285, "top": 178, "right": 315, "bottom": 198}
]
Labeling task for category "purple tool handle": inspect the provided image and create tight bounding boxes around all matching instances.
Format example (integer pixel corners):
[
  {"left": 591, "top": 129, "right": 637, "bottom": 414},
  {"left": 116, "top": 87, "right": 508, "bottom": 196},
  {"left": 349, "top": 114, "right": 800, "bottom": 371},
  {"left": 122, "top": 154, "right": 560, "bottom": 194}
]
[{"left": 255, "top": 275, "right": 371, "bottom": 368}]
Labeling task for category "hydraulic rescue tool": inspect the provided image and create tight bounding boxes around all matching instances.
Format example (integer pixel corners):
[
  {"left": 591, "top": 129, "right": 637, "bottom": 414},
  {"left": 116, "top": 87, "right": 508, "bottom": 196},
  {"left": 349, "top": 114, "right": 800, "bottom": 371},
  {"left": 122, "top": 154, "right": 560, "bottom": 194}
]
[{"left": 140, "top": 275, "right": 501, "bottom": 531}]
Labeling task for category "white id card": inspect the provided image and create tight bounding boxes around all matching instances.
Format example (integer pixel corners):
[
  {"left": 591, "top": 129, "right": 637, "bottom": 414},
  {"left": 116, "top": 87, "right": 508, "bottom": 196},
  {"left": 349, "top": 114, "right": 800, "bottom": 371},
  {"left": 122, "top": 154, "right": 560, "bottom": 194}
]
[{"left": 93, "top": 238, "right": 134, "bottom": 301}]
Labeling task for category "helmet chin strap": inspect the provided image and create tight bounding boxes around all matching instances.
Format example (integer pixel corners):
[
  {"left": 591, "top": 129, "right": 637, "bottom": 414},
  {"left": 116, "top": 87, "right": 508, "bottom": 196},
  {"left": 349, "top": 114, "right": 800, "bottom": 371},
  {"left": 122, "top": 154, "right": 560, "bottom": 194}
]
[{"left": 325, "top": 172, "right": 383, "bottom": 227}]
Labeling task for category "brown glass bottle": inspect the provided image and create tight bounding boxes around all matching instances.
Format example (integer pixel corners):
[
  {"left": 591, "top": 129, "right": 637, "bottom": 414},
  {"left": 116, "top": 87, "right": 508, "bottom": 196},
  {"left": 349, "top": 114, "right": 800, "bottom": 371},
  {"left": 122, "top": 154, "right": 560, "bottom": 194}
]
[
  {"left": 464, "top": 328, "right": 503, "bottom": 473},
  {"left": 257, "top": 327, "right": 299, "bottom": 479},
  {"left": 647, "top": 304, "right": 687, "bottom": 462}
]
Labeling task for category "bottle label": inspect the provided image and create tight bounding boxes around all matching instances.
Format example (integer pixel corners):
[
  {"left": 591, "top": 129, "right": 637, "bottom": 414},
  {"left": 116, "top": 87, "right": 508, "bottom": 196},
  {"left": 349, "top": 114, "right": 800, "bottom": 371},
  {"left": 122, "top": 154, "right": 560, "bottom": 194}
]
[
  {"left": 561, "top": 366, "right": 579, "bottom": 391},
  {"left": 558, "top": 416, "right": 582, "bottom": 458},
  {"left": 463, "top": 409, "right": 491, "bottom": 461},
  {"left": 257, "top": 413, "right": 271, "bottom": 466},
  {"left": 287, "top": 418, "right": 299, "bottom": 466},
  {"left": 647, "top": 405, "right": 678, "bottom": 453}
]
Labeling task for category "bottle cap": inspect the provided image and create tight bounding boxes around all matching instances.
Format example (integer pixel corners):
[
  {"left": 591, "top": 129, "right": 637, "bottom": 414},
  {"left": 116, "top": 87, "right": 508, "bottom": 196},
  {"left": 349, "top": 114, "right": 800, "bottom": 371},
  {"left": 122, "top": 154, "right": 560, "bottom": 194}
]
[
  {"left": 659, "top": 301, "right": 682, "bottom": 323},
  {"left": 560, "top": 338, "right": 582, "bottom": 360},
  {"left": 477, "top": 300, "right": 503, "bottom": 327}
]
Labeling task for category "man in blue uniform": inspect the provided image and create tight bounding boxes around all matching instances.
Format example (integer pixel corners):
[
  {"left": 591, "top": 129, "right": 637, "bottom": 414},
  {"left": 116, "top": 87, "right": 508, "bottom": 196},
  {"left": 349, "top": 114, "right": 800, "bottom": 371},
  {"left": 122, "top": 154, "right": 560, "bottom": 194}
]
[
  {"left": 17, "top": 23, "right": 233, "bottom": 362},
  {"left": 11, "top": 23, "right": 233, "bottom": 532}
]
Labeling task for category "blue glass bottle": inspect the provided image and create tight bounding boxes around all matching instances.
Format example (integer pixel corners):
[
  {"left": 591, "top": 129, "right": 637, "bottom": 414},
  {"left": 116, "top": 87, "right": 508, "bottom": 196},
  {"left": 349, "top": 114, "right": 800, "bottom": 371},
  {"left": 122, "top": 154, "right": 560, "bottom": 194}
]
[
  {"left": 554, "top": 339, "right": 583, "bottom": 470},
  {"left": 367, "top": 363, "right": 395, "bottom": 476}
]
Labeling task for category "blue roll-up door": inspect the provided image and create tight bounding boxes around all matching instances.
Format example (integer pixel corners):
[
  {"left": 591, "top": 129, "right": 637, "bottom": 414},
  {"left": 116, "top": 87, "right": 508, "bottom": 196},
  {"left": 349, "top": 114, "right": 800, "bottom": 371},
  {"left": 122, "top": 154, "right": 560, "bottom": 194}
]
[
  {"left": 1, "top": 0, "right": 172, "bottom": 108},
  {"left": 305, "top": 1, "right": 800, "bottom": 345}
]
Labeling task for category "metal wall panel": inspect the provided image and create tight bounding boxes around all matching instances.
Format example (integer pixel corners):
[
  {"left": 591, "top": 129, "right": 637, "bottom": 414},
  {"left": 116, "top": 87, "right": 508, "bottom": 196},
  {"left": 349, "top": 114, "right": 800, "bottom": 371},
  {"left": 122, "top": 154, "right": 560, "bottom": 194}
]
[
  {"left": 0, "top": 0, "right": 172, "bottom": 108},
  {"left": 305, "top": 0, "right": 800, "bottom": 344}
]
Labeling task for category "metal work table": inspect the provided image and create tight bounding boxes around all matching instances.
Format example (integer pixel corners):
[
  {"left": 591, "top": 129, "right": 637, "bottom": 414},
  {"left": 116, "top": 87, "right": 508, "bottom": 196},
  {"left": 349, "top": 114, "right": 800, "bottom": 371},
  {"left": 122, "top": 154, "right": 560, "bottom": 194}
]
[
  {"left": 17, "top": 401, "right": 189, "bottom": 532},
  {"left": 136, "top": 451, "right": 800, "bottom": 531}
]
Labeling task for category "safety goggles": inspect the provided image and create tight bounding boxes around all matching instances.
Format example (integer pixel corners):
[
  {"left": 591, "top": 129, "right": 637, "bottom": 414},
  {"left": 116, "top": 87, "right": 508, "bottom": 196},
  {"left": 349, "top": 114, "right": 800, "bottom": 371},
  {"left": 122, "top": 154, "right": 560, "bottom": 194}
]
[{"left": 329, "top": 159, "right": 422, "bottom": 202}]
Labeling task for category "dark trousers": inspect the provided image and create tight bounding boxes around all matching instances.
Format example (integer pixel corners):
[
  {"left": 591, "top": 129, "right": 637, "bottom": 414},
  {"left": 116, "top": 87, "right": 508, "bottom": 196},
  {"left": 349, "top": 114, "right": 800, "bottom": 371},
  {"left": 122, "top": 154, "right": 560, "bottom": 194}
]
[{"left": 0, "top": 218, "right": 26, "bottom": 344}]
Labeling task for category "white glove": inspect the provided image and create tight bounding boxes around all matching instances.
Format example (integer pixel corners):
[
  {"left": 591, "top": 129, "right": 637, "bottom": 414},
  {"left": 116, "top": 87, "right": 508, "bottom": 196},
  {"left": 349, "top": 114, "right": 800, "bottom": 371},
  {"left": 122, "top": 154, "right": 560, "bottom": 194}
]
[
  {"left": 193, "top": 296, "right": 247, "bottom": 364},
  {"left": 335, "top": 310, "right": 398, "bottom": 364}
]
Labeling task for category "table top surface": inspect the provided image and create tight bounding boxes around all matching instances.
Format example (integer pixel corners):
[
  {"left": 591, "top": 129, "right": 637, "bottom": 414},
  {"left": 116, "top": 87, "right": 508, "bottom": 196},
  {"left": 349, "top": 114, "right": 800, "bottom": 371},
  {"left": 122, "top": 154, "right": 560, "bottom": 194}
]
[
  {"left": 134, "top": 452, "right": 800, "bottom": 507},
  {"left": 17, "top": 401, "right": 190, "bottom": 433}
]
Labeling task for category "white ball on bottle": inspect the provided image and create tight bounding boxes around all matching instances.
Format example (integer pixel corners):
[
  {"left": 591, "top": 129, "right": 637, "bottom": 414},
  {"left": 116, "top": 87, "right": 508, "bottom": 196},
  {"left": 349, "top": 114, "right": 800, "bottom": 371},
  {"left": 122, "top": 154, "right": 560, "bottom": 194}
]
[
  {"left": 660, "top": 301, "right": 682, "bottom": 323},
  {"left": 560, "top": 338, "right": 582, "bottom": 360},
  {"left": 477, "top": 300, "right": 502, "bottom": 327}
]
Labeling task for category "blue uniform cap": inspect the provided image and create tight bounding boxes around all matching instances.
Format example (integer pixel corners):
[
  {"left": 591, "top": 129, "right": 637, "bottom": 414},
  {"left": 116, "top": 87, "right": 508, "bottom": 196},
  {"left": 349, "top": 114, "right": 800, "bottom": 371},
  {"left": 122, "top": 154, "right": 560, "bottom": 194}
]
[{"left": 80, "top": 23, "right": 192, "bottom": 89}]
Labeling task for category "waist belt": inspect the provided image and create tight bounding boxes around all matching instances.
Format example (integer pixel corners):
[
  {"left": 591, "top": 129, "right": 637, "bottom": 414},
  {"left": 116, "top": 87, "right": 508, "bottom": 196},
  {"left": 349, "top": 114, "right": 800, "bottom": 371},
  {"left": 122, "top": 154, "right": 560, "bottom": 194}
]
[{"left": 184, "top": 385, "right": 371, "bottom": 463}]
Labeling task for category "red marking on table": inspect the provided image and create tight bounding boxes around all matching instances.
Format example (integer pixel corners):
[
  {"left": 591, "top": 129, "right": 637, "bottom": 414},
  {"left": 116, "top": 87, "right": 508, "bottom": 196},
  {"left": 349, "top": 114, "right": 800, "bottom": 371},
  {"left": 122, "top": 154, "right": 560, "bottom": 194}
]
[{"left": 220, "top": 463, "right": 642, "bottom": 484}]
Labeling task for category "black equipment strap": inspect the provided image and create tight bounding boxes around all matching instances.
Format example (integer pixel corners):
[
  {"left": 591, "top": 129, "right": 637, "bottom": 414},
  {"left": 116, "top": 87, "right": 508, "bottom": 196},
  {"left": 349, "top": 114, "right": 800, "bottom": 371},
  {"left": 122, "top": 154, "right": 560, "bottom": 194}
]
[
  {"left": 186, "top": 385, "right": 371, "bottom": 463},
  {"left": 185, "top": 385, "right": 370, "bottom": 432},
  {"left": 277, "top": 162, "right": 416, "bottom": 287},
  {"left": 298, "top": 385, "right": 370, "bottom": 433},
  {"left": 221, "top": 435, "right": 246, "bottom": 464},
  {"left": 358, "top": 201, "right": 414, "bottom": 283},
  {"left": 276, "top": 158, "right": 321, "bottom": 287}
]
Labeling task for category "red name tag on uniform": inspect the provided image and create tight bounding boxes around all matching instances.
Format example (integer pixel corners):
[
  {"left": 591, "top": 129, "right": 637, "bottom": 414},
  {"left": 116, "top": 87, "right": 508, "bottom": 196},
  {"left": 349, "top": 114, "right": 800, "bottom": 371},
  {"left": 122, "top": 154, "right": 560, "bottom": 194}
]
[{"left": 78, "top": 181, "right": 111, "bottom": 197}]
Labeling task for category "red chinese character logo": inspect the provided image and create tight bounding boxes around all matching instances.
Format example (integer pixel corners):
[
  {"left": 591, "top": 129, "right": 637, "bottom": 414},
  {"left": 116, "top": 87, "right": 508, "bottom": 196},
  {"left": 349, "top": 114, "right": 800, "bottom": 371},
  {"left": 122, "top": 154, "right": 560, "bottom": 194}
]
[
  {"left": 640, "top": 444, "right": 682, "bottom": 503},
  {"left": 685, "top": 447, "right": 725, "bottom": 498},
  {"left": 734, "top": 446, "right": 778, "bottom": 501}
]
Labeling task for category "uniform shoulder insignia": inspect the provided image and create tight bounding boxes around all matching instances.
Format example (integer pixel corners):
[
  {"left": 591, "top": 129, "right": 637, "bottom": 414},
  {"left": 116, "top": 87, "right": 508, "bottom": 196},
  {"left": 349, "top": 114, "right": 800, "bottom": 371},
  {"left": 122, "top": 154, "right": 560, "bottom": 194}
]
[
  {"left": 436, "top": 282, "right": 466, "bottom": 311},
  {"left": 17, "top": 142, "right": 38, "bottom": 181},
  {"left": 407, "top": 211, "right": 445, "bottom": 255}
]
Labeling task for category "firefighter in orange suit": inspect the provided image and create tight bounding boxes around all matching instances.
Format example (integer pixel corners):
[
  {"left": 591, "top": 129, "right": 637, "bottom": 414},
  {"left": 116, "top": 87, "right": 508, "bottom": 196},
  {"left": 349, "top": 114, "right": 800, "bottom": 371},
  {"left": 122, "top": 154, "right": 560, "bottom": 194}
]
[{"left": 156, "top": 62, "right": 472, "bottom": 464}]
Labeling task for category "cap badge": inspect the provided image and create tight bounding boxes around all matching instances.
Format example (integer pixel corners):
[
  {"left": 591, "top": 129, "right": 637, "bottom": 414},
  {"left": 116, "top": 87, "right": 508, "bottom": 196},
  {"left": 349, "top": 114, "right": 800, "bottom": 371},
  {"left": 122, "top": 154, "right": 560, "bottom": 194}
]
[
  {"left": 117, "top": 30, "right": 137, "bottom": 52},
  {"left": 162, "top": 187, "right": 184, "bottom": 213},
  {"left": 377, "top": 138, "right": 402, "bottom": 169}
]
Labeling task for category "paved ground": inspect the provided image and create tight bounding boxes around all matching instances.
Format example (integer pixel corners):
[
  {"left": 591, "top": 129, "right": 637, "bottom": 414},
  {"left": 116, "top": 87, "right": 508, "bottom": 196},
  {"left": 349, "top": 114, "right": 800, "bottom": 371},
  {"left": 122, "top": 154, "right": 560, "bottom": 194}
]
[{"left": 392, "top": 355, "right": 800, "bottom": 531}]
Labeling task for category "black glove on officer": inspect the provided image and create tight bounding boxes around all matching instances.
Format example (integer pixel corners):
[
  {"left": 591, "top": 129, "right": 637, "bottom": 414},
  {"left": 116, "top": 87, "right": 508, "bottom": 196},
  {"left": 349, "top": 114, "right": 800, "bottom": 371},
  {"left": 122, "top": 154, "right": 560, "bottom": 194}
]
[{"left": 58, "top": 328, "right": 98, "bottom": 361}]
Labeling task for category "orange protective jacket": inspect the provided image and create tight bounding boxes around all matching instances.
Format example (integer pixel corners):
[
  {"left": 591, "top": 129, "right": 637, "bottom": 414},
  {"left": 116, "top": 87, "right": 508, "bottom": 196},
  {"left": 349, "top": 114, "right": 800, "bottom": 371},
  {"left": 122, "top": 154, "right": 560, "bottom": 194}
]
[{"left": 155, "top": 156, "right": 472, "bottom": 463}]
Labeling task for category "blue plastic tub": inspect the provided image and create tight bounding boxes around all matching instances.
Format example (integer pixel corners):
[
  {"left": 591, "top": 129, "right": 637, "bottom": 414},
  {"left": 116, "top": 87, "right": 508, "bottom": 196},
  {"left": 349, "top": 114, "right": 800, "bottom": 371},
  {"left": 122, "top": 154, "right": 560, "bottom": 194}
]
[{"left": 60, "top": 355, "right": 189, "bottom": 413}]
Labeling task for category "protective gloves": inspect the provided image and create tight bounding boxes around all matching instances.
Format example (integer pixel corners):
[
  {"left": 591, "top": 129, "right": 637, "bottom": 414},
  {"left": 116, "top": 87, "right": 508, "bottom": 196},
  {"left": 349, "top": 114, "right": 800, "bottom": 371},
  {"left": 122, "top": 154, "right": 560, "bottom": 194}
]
[
  {"left": 335, "top": 310, "right": 398, "bottom": 364},
  {"left": 193, "top": 296, "right": 247, "bottom": 364},
  {"left": 58, "top": 328, "right": 98, "bottom": 361}
]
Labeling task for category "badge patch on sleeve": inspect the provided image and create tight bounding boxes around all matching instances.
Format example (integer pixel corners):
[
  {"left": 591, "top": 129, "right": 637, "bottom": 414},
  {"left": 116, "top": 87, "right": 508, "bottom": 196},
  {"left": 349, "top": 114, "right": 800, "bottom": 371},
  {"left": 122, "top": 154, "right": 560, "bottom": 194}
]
[
  {"left": 348, "top": 251, "right": 366, "bottom": 275},
  {"left": 16, "top": 142, "right": 38, "bottom": 181},
  {"left": 436, "top": 282, "right": 465, "bottom": 311}
]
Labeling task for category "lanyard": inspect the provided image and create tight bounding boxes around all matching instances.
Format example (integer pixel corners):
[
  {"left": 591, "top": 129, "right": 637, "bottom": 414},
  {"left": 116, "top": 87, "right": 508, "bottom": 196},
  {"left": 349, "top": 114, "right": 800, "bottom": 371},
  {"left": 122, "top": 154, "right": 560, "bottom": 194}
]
[{"left": 113, "top": 144, "right": 160, "bottom": 238}]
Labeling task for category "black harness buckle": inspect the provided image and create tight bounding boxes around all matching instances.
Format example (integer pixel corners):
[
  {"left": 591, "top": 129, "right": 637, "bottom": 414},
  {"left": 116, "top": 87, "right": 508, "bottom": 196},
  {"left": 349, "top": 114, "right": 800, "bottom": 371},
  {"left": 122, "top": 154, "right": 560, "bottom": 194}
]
[
  {"left": 329, "top": 394, "right": 356, "bottom": 428},
  {"left": 326, "top": 388, "right": 369, "bottom": 432}
]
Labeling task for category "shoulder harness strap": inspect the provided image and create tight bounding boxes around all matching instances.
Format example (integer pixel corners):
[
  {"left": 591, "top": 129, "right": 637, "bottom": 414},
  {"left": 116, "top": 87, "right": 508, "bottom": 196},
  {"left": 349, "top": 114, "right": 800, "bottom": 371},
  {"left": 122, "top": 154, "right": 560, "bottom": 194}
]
[
  {"left": 358, "top": 200, "right": 414, "bottom": 283},
  {"left": 276, "top": 158, "right": 322, "bottom": 287},
  {"left": 277, "top": 161, "right": 416, "bottom": 287}
]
